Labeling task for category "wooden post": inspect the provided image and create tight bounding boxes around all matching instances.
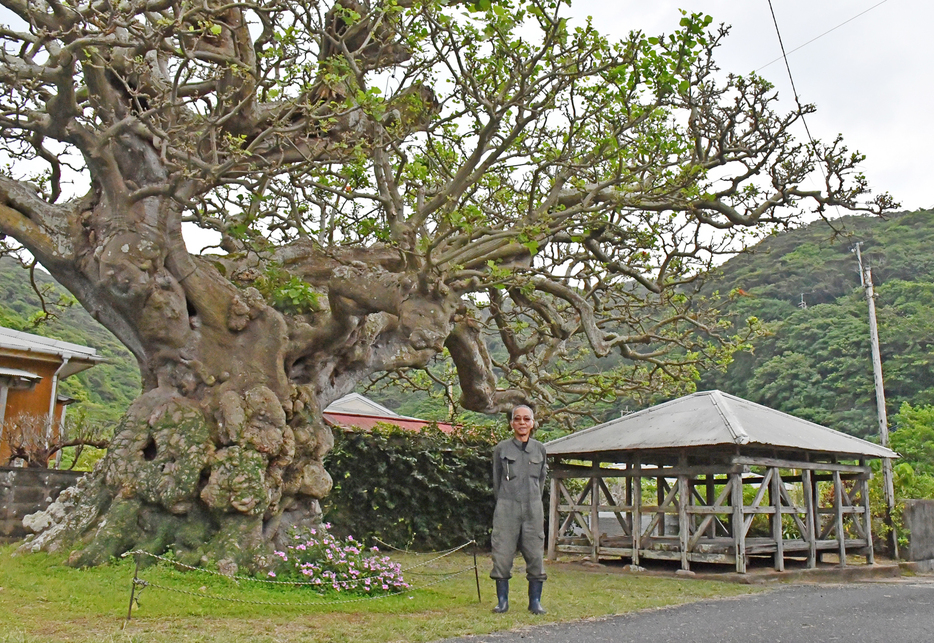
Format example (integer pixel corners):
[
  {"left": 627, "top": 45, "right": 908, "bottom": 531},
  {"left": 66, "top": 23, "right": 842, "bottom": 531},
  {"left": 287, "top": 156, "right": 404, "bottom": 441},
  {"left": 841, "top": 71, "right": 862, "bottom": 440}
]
[
  {"left": 813, "top": 470, "right": 824, "bottom": 564},
  {"left": 625, "top": 463, "right": 633, "bottom": 535},
  {"left": 802, "top": 468, "right": 817, "bottom": 569},
  {"left": 678, "top": 473, "right": 690, "bottom": 571},
  {"left": 856, "top": 244, "right": 897, "bottom": 558},
  {"left": 632, "top": 459, "right": 642, "bottom": 566},
  {"left": 706, "top": 473, "right": 715, "bottom": 538},
  {"left": 657, "top": 476, "right": 665, "bottom": 537},
  {"left": 731, "top": 473, "right": 746, "bottom": 573},
  {"left": 590, "top": 460, "right": 600, "bottom": 563},
  {"left": 833, "top": 470, "right": 846, "bottom": 567},
  {"left": 860, "top": 460, "right": 875, "bottom": 565},
  {"left": 547, "top": 475, "right": 559, "bottom": 561},
  {"left": 771, "top": 467, "right": 785, "bottom": 572}
]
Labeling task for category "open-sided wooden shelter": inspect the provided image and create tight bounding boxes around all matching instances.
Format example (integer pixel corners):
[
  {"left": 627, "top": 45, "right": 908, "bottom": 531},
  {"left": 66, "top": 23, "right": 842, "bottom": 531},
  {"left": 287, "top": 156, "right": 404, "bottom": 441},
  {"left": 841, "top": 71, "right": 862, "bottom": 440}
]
[{"left": 544, "top": 390, "right": 897, "bottom": 573}]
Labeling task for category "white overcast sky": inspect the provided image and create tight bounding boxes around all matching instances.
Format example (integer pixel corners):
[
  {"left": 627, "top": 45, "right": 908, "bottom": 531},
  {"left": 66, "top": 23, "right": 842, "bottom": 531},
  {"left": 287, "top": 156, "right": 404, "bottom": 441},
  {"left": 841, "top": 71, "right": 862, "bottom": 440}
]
[{"left": 567, "top": 0, "right": 932, "bottom": 213}]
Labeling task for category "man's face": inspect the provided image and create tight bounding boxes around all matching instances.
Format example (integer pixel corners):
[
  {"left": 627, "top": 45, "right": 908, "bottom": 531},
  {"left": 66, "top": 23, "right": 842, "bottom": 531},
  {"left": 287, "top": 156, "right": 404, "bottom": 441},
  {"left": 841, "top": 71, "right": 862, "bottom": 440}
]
[{"left": 511, "top": 407, "right": 534, "bottom": 442}]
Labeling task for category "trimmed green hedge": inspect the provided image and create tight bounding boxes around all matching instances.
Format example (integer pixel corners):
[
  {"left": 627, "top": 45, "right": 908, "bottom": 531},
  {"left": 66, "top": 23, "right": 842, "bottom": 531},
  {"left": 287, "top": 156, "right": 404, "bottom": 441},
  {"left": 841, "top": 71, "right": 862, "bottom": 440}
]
[{"left": 322, "top": 423, "right": 505, "bottom": 551}]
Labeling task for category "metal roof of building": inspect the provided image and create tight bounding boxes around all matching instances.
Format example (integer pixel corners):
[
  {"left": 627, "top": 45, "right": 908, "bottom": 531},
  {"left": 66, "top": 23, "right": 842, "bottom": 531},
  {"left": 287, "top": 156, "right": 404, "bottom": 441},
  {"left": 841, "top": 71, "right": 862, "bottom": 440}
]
[
  {"left": 545, "top": 390, "right": 897, "bottom": 460},
  {"left": 0, "top": 326, "right": 104, "bottom": 378},
  {"left": 0, "top": 366, "right": 41, "bottom": 387},
  {"left": 325, "top": 392, "right": 419, "bottom": 419},
  {"left": 322, "top": 393, "right": 455, "bottom": 433},
  {"left": 323, "top": 411, "right": 455, "bottom": 434}
]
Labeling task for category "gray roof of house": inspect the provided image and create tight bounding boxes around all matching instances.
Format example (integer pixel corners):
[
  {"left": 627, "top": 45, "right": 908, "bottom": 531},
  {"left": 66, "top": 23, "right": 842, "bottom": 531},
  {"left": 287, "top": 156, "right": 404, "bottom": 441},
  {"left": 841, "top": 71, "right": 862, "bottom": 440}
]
[
  {"left": 0, "top": 326, "right": 103, "bottom": 378},
  {"left": 545, "top": 390, "right": 897, "bottom": 460},
  {"left": 324, "top": 392, "right": 420, "bottom": 420}
]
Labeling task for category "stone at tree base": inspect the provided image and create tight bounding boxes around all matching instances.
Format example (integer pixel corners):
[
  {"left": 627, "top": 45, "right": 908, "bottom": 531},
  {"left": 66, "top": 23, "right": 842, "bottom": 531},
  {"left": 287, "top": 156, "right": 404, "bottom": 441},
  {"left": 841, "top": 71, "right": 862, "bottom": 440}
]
[
  {"left": 217, "top": 558, "right": 239, "bottom": 578},
  {"left": 22, "top": 510, "right": 53, "bottom": 534}
]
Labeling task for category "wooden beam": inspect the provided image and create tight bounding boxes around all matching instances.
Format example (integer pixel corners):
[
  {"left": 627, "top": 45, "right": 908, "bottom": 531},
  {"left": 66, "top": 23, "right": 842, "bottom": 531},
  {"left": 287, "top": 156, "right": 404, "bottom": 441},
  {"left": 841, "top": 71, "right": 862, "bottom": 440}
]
[
  {"left": 632, "top": 459, "right": 642, "bottom": 565},
  {"left": 688, "top": 482, "right": 735, "bottom": 550},
  {"left": 775, "top": 473, "right": 869, "bottom": 483},
  {"left": 625, "top": 466, "right": 633, "bottom": 536},
  {"left": 597, "top": 477, "right": 629, "bottom": 537},
  {"left": 688, "top": 506, "right": 741, "bottom": 515},
  {"left": 731, "top": 474, "right": 746, "bottom": 573},
  {"left": 777, "top": 482, "right": 809, "bottom": 539},
  {"left": 558, "top": 480, "right": 594, "bottom": 540},
  {"left": 834, "top": 470, "right": 846, "bottom": 567},
  {"left": 845, "top": 484, "right": 867, "bottom": 541},
  {"left": 748, "top": 468, "right": 773, "bottom": 510},
  {"left": 550, "top": 463, "right": 744, "bottom": 478},
  {"left": 741, "top": 468, "right": 773, "bottom": 539},
  {"left": 802, "top": 468, "right": 817, "bottom": 569},
  {"left": 642, "top": 478, "right": 679, "bottom": 538},
  {"left": 548, "top": 476, "right": 558, "bottom": 560},
  {"left": 861, "top": 459, "right": 875, "bottom": 565},
  {"left": 678, "top": 473, "right": 690, "bottom": 571},
  {"left": 771, "top": 467, "right": 785, "bottom": 572},
  {"left": 706, "top": 474, "right": 715, "bottom": 538},
  {"left": 731, "top": 455, "right": 868, "bottom": 474},
  {"left": 590, "top": 462, "right": 600, "bottom": 562}
]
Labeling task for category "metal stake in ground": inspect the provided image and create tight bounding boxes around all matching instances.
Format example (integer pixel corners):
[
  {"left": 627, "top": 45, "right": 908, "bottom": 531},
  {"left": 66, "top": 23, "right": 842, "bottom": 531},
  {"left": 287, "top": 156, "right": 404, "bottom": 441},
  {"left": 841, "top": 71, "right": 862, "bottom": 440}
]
[
  {"left": 473, "top": 546, "right": 481, "bottom": 603},
  {"left": 123, "top": 554, "right": 141, "bottom": 628}
]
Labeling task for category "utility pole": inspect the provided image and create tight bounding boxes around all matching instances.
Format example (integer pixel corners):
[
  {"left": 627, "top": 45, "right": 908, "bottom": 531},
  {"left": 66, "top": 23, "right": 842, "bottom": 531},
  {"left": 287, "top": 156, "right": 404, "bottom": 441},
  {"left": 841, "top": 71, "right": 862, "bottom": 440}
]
[{"left": 854, "top": 243, "right": 898, "bottom": 558}]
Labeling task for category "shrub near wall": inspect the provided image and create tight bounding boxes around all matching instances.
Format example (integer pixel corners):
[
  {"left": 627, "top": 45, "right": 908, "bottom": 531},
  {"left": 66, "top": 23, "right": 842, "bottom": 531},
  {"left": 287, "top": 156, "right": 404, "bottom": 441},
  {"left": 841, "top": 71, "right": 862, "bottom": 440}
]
[{"left": 323, "top": 423, "right": 503, "bottom": 551}]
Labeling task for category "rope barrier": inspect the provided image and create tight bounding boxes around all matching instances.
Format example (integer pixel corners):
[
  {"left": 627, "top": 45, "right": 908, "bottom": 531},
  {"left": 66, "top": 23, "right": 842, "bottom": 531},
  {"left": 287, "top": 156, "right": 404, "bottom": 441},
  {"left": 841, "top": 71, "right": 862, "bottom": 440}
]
[
  {"left": 372, "top": 537, "right": 469, "bottom": 555},
  {"left": 129, "top": 565, "right": 477, "bottom": 607},
  {"left": 122, "top": 538, "right": 483, "bottom": 624},
  {"left": 123, "top": 539, "right": 475, "bottom": 584}
]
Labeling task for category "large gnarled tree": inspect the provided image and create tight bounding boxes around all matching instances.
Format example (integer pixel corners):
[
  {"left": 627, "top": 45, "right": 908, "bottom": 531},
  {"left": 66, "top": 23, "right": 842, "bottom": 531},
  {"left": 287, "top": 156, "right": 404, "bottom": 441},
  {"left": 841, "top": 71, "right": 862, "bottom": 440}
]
[{"left": 0, "top": 0, "right": 889, "bottom": 569}]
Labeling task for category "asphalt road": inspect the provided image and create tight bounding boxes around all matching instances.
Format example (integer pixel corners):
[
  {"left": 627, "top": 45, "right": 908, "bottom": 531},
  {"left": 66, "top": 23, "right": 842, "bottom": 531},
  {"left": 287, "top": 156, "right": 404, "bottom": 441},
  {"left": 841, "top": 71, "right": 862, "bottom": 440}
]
[{"left": 438, "top": 579, "right": 934, "bottom": 643}]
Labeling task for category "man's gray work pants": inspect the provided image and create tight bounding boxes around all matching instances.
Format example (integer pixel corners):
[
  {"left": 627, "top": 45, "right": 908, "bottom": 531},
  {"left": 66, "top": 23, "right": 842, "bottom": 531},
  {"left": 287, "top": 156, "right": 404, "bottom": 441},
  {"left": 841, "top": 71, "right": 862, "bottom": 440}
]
[{"left": 490, "top": 499, "right": 547, "bottom": 581}]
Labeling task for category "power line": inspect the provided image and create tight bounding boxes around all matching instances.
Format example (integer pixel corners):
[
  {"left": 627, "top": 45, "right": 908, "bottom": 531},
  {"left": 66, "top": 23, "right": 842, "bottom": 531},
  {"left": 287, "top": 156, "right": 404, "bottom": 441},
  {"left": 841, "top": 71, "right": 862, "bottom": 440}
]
[
  {"left": 766, "top": 0, "right": 817, "bottom": 149},
  {"left": 757, "top": 0, "right": 890, "bottom": 73},
  {"left": 765, "top": 0, "right": 852, "bottom": 224}
]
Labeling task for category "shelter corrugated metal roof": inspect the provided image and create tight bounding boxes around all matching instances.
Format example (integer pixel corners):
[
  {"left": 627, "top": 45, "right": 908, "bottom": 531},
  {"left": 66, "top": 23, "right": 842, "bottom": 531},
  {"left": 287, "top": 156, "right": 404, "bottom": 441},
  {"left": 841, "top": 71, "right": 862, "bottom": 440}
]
[{"left": 545, "top": 390, "right": 896, "bottom": 459}]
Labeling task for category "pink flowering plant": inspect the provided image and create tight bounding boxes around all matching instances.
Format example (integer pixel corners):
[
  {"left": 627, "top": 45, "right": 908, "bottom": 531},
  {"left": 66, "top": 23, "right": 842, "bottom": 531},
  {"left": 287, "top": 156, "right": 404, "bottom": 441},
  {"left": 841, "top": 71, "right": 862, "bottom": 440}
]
[{"left": 271, "top": 525, "right": 409, "bottom": 595}]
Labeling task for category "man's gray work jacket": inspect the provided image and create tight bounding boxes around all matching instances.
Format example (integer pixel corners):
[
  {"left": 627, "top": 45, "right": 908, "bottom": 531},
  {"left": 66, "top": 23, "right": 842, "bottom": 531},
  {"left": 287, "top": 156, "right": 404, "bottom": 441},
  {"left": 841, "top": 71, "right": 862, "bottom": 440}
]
[{"left": 492, "top": 437, "right": 548, "bottom": 517}]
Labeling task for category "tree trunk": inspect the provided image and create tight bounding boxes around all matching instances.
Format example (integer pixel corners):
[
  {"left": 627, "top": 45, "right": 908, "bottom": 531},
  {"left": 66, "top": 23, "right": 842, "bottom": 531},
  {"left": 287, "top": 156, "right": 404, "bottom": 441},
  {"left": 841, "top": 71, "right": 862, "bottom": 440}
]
[
  {"left": 16, "top": 143, "right": 339, "bottom": 571},
  {"left": 22, "top": 384, "right": 334, "bottom": 572},
  {"left": 21, "top": 256, "right": 337, "bottom": 570}
]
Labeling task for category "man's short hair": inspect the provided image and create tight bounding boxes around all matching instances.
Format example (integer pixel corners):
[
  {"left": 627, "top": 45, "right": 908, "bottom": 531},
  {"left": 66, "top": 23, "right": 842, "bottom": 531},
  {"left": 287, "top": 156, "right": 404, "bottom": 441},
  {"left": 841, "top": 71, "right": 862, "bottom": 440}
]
[{"left": 510, "top": 405, "right": 535, "bottom": 421}]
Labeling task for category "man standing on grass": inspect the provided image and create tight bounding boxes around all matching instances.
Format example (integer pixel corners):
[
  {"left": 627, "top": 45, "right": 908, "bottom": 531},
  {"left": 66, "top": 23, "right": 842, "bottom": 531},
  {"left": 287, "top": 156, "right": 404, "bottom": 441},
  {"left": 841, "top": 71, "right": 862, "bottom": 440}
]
[{"left": 490, "top": 404, "right": 547, "bottom": 615}]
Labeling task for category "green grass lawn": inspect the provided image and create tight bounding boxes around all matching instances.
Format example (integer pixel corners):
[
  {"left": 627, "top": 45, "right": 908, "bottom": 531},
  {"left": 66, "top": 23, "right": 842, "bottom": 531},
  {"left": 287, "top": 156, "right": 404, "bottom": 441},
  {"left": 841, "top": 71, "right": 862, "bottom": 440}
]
[{"left": 0, "top": 544, "right": 762, "bottom": 643}]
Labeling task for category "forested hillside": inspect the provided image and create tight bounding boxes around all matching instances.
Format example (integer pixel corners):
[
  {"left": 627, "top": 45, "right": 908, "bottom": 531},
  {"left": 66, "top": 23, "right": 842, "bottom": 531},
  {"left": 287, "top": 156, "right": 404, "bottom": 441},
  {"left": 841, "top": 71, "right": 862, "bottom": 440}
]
[{"left": 699, "top": 209, "right": 934, "bottom": 438}]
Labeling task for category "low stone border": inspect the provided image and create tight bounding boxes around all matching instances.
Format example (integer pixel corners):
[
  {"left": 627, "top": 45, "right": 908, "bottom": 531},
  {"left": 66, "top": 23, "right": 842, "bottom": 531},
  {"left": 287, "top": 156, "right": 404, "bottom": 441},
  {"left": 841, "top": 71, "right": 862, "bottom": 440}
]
[{"left": 0, "top": 467, "right": 84, "bottom": 543}]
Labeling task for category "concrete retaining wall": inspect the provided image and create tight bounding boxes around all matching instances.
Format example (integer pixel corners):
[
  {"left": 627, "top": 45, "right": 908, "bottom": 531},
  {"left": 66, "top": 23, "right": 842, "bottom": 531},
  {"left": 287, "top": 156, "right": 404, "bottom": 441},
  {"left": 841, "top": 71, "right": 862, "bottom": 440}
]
[
  {"left": 0, "top": 466, "right": 83, "bottom": 543},
  {"left": 903, "top": 499, "right": 934, "bottom": 562}
]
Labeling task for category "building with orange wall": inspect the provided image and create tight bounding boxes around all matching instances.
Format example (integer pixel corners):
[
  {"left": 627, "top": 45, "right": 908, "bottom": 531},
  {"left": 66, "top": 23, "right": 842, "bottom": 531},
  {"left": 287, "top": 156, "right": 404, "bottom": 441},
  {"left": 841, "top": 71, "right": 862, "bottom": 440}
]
[{"left": 0, "top": 326, "right": 103, "bottom": 465}]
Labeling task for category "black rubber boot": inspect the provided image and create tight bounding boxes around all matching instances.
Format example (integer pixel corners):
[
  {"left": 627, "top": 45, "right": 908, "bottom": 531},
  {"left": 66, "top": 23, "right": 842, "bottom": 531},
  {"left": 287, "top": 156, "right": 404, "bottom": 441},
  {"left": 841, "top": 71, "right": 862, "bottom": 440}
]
[
  {"left": 493, "top": 579, "right": 509, "bottom": 613},
  {"left": 528, "top": 580, "right": 546, "bottom": 615}
]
